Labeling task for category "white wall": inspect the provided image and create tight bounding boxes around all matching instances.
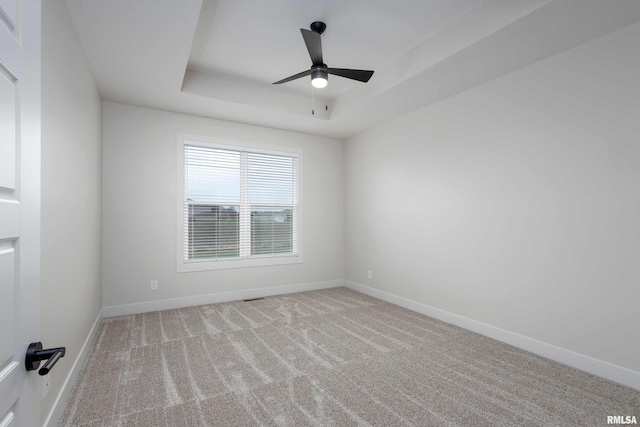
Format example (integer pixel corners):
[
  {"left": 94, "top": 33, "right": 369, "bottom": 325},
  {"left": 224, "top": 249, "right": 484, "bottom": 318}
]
[
  {"left": 102, "top": 102, "right": 343, "bottom": 308},
  {"left": 41, "top": 0, "right": 103, "bottom": 423},
  {"left": 344, "top": 22, "right": 640, "bottom": 373}
]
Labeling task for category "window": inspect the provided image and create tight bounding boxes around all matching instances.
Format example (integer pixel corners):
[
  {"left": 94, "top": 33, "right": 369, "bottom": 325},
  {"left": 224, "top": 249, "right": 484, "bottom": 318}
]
[{"left": 177, "top": 136, "right": 302, "bottom": 272}]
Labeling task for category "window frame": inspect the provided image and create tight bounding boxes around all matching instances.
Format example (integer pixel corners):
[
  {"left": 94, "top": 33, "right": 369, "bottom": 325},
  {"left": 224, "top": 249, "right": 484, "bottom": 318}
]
[{"left": 176, "top": 134, "right": 303, "bottom": 272}]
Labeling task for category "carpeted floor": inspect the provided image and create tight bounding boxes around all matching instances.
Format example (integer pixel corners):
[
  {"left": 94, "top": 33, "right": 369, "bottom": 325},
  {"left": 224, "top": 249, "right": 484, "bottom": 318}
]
[{"left": 60, "top": 287, "right": 639, "bottom": 426}]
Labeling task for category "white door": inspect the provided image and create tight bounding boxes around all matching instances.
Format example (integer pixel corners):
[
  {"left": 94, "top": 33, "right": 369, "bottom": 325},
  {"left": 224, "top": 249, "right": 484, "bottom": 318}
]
[{"left": 0, "top": 0, "right": 41, "bottom": 426}]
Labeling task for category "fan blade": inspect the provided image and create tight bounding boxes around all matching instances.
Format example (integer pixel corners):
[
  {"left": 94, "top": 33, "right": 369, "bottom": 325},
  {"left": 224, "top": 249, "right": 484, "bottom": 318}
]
[
  {"left": 301, "top": 29, "right": 323, "bottom": 66},
  {"left": 272, "top": 69, "right": 312, "bottom": 85},
  {"left": 327, "top": 68, "right": 374, "bottom": 83}
]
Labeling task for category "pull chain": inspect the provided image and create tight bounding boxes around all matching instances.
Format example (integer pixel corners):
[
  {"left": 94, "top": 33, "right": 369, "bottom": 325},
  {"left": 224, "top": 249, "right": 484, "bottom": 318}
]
[{"left": 311, "top": 86, "right": 315, "bottom": 115}]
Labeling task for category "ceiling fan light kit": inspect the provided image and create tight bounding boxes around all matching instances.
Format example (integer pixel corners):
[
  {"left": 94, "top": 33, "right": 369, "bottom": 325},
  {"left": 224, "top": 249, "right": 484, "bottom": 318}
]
[
  {"left": 311, "top": 67, "right": 328, "bottom": 88},
  {"left": 273, "top": 21, "right": 374, "bottom": 89}
]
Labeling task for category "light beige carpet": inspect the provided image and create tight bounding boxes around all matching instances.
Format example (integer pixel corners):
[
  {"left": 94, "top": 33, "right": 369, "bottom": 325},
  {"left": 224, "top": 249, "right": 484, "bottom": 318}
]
[{"left": 60, "top": 287, "right": 639, "bottom": 426}]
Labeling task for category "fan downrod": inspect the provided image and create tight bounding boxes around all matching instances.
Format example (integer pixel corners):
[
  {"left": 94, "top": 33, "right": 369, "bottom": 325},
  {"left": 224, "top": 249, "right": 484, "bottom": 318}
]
[{"left": 310, "top": 21, "right": 326, "bottom": 34}]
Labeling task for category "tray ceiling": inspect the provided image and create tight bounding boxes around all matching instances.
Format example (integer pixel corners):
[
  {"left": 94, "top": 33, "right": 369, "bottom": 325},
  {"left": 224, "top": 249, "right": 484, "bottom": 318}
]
[{"left": 64, "top": 0, "right": 640, "bottom": 138}]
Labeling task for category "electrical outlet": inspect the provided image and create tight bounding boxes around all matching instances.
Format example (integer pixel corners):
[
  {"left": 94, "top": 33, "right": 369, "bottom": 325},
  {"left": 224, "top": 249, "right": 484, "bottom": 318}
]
[
  {"left": 367, "top": 270, "right": 373, "bottom": 279},
  {"left": 43, "top": 374, "right": 51, "bottom": 399},
  {"left": 150, "top": 280, "right": 158, "bottom": 291}
]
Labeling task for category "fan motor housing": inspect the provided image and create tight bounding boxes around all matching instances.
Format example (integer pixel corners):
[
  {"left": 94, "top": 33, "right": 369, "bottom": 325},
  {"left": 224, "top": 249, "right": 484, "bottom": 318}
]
[{"left": 311, "top": 66, "right": 328, "bottom": 81}]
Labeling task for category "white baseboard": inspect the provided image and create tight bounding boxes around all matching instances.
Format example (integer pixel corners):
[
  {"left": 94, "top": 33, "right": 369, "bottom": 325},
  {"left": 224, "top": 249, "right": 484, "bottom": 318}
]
[
  {"left": 43, "top": 309, "right": 103, "bottom": 427},
  {"left": 345, "top": 280, "right": 640, "bottom": 391},
  {"left": 103, "top": 279, "right": 344, "bottom": 318}
]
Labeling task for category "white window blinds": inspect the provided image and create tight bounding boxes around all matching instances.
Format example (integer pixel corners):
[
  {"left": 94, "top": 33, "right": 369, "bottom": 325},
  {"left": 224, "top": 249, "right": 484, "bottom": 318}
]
[{"left": 183, "top": 143, "right": 299, "bottom": 263}]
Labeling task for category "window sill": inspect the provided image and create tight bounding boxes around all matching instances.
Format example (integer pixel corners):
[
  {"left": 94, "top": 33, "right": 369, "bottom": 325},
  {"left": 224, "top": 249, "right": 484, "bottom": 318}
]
[{"left": 177, "top": 254, "right": 303, "bottom": 272}]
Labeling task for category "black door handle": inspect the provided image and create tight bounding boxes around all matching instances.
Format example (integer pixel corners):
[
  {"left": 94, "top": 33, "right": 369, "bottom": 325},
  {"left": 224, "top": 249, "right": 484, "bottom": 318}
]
[{"left": 25, "top": 342, "right": 66, "bottom": 376}]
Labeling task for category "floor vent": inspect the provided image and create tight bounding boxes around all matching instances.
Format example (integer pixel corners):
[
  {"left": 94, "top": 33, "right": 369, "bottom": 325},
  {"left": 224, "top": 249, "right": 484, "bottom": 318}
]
[{"left": 242, "top": 297, "right": 265, "bottom": 302}]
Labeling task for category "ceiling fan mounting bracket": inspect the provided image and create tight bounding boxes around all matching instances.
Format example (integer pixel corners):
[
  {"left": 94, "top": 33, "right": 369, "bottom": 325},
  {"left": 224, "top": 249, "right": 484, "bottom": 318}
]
[{"left": 310, "top": 21, "right": 326, "bottom": 35}]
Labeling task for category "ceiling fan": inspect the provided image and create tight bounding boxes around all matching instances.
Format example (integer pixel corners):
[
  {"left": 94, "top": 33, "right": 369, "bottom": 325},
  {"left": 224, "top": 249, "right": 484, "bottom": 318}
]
[{"left": 273, "top": 21, "right": 374, "bottom": 89}]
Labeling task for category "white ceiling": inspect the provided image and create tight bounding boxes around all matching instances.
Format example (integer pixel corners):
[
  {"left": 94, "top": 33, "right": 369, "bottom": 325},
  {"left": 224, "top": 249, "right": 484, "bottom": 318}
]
[
  {"left": 188, "top": 0, "right": 483, "bottom": 99},
  {"left": 64, "top": 0, "right": 640, "bottom": 138}
]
